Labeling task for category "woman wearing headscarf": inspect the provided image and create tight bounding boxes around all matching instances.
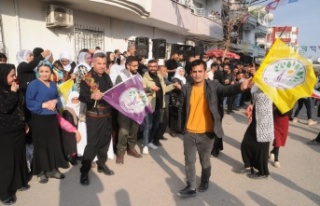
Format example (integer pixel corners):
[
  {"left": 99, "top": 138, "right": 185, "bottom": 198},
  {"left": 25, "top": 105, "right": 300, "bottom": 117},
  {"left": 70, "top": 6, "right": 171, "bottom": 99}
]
[
  {"left": 16, "top": 49, "right": 51, "bottom": 95},
  {"left": 172, "top": 66, "right": 186, "bottom": 85},
  {"left": 238, "top": 85, "right": 274, "bottom": 179},
  {"left": 26, "top": 60, "right": 70, "bottom": 183},
  {"left": 168, "top": 66, "right": 186, "bottom": 135},
  {"left": 59, "top": 51, "right": 76, "bottom": 80},
  {"left": 0, "top": 64, "right": 29, "bottom": 205},
  {"left": 61, "top": 91, "right": 81, "bottom": 165},
  {"left": 73, "top": 51, "right": 92, "bottom": 92}
]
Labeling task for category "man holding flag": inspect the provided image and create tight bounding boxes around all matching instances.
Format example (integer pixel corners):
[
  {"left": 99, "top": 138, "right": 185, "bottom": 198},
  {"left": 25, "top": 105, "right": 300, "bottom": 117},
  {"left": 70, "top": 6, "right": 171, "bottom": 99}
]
[
  {"left": 79, "top": 52, "right": 114, "bottom": 186},
  {"left": 114, "top": 56, "right": 143, "bottom": 164}
]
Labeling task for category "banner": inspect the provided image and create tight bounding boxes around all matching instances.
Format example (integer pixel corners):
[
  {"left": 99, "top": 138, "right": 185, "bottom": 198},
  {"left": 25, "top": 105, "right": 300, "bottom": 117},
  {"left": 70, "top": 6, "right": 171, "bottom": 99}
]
[
  {"left": 102, "top": 75, "right": 152, "bottom": 124},
  {"left": 253, "top": 38, "right": 317, "bottom": 113}
]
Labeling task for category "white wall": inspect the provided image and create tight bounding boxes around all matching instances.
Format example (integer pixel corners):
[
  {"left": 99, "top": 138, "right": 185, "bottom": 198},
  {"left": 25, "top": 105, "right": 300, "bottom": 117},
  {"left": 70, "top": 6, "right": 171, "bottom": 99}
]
[{"left": 0, "top": 0, "right": 222, "bottom": 65}]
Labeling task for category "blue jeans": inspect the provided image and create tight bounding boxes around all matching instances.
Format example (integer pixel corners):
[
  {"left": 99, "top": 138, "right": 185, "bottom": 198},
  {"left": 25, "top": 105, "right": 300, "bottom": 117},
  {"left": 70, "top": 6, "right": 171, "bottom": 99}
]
[
  {"left": 233, "top": 93, "right": 242, "bottom": 109},
  {"left": 143, "top": 109, "right": 161, "bottom": 146}
]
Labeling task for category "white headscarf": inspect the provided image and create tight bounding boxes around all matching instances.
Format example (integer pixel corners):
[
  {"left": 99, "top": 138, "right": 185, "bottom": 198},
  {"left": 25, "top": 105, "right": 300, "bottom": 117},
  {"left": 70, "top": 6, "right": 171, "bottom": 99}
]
[
  {"left": 16, "top": 49, "right": 32, "bottom": 64},
  {"left": 59, "top": 51, "right": 72, "bottom": 72},
  {"left": 66, "top": 91, "right": 80, "bottom": 117},
  {"left": 73, "top": 52, "right": 91, "bottom": 74},
  {"left": 173, "top": 66, "right": 186, "bottom": 85}
]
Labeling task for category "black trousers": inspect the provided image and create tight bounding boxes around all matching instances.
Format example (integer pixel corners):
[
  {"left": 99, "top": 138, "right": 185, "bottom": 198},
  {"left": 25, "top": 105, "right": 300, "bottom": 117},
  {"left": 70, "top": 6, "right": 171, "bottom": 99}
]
[
  {"left": 154, "top": 108, "right": 168, "bottom": 142},
  {"left": 80, "top": 115, "right": 112, "bottom": 173}
]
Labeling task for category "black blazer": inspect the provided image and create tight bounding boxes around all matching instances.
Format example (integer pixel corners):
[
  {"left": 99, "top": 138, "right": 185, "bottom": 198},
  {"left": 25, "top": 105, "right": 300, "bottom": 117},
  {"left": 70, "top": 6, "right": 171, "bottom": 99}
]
[{"left": 181, "top": 79, "right": 242, "bottom": 138}]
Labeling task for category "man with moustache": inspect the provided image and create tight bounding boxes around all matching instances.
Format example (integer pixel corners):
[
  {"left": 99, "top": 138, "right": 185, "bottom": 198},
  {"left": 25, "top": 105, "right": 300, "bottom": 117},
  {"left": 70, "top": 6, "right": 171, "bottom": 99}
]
[{"left": 79, "top": 52, "right": 114, "bottom": 185}]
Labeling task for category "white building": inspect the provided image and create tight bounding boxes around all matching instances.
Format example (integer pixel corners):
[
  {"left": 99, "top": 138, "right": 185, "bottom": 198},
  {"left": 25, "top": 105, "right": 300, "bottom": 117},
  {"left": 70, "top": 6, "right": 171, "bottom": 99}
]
[{"left": 0, "top": 0, "right": 224, "bottom": 64}]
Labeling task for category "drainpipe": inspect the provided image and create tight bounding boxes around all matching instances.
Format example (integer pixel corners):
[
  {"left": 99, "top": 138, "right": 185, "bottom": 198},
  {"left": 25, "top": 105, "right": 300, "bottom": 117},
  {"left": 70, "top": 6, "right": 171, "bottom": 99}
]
[{"left": 13, "top": 0, "right": 22, "bottom": 51}]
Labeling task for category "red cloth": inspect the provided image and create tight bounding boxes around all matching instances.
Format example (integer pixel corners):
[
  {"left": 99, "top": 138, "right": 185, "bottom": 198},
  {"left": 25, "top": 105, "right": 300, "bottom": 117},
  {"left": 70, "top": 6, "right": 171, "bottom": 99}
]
[{"left": 273, "top": 113, "right": 289, "bottom": 147}]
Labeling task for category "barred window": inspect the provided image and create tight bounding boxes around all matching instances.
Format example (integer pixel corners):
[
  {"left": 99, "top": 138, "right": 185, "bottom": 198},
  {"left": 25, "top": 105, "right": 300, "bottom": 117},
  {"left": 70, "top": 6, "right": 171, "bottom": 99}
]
[{"left": 74, "top": 24, "right": 104, "bottom": 55}]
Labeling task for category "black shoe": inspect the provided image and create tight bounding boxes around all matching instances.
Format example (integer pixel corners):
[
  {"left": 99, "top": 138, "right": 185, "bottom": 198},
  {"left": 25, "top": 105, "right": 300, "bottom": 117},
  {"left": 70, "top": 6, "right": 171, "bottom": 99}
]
[
  {"left": 236, "top": 167, "right": 251, "bottom": 174},
  {"left": 177, "top": 186, "right": 196, "bottom": 198},
  {"left": 211, "top": 149, "right": 219, "bottom": 157},
  {"left": 307, "top": 139, "right": 320, "bottom": 145},
  {"left": 249, "top": 173, "right": 268, "bottom": 179},
  {"left": 97, "top": 165, "right": 114, "bottom": 176},
  {"left": 38, "top": 172, "right": 48, "bottom": 184},
  {"left": 198, "top": 180, "right": 209, "bottom": 192},
  {"left": 153, "top": 141, "right": 162, "bottom": 147},
  {"left": 1, "top": 196, "right": 16, "bottom": 205},
  {"left": 67, "top": 155, "right": 78, "bottom": 166},
  {"left": 46, "top": 169, "right": 65, "bottom": 179},
  {"left": 80, "top": 173, "right": 89, "bottom": 186},
  {"left": 170, "top": 132, "right": 177, "bottom": 137},
  {"left": 160, "top": 137, "right": 168, "bottom": 141},
  {"left": 18, "top": 184, "right": 30, "bottom": 191}
]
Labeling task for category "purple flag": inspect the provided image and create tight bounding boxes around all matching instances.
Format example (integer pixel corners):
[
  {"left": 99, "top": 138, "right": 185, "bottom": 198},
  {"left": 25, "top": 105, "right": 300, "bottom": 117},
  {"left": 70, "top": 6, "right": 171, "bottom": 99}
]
[{"left": 102, "top": 75, "right": 152, "bottom": 124}]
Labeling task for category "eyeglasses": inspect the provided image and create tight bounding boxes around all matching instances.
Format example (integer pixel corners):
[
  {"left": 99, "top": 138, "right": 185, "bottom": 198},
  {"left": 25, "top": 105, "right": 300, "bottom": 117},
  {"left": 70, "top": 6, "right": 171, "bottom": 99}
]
[{"left": 37, "top": 60, "right": 53, "bottom": 70}]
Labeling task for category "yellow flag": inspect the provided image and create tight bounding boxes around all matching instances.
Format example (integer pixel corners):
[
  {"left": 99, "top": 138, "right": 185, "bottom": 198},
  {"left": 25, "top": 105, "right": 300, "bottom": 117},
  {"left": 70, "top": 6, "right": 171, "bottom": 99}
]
[
  {"left": 58, "top": 79, "right": 74, "bottom": 105},
  {"left": 253, "top": 38, "right": 317, "bottom": 114}
]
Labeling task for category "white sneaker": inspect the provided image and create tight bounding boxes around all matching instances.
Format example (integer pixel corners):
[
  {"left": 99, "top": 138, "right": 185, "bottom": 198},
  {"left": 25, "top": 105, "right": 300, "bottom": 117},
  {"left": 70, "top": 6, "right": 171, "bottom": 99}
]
[
  {"left": 292, "top": 117, "right": 299, "bottom": 123},
  {"left": 269, "top": 153, "right": 275, "bottom": 161},
  {"left": 273, "top": 161, "right": 281, "bottom": 168},
  {"left": 142, "top": 146, "right": 149, "bottom": 155},
  {"left": 148, "top": 143, "right": 158, "bottom": 150},
  {"left": 308, "top": 119, "right": 317, "bottom": 126}
]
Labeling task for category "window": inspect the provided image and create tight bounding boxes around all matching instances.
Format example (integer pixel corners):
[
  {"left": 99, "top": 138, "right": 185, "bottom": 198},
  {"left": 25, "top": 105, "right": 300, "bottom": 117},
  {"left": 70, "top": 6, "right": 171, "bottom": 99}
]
[{"left": 74, "top": 25, "right": 105, "bottom": 55}]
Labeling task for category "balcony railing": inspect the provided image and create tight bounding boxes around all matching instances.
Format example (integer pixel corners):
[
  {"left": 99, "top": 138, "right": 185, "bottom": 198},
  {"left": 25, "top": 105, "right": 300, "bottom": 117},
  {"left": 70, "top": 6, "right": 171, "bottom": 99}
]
[{"left": 171, "top": 0, "right": 221, "bottom": 24}]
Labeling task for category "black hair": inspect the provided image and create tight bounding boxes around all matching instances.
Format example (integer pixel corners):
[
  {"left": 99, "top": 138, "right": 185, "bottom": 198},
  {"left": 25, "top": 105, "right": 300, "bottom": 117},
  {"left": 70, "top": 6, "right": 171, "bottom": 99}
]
[
  {"left": 148, "top": 59, "right": 158, "bottom": 65},
  {"left": 211, "top": 62, "right": 218, "bottom": 68},
  {"left": 79, "top": 48, "right": 89, "bottom": 53},
  {"left": 106, "top": 51, "right": 115, "bottom": 64},
  {"left": 190, "top": 59, "right": 206, "bottom": 71},
  {"left": 125, "top": 56, "right": 139, "bottom": 68},
  {"left": 0, "top": 53, "right": 7, "bottom": 62},
  {"left": 33, "top": 47, "right": 44, "bottom": 58}
]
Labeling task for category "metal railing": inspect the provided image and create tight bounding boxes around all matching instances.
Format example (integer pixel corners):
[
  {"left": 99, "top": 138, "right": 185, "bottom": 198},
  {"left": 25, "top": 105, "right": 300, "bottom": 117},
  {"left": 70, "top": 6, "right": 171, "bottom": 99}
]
[{"left": 171, "top": 0, "right": 221, "bottom": 23}]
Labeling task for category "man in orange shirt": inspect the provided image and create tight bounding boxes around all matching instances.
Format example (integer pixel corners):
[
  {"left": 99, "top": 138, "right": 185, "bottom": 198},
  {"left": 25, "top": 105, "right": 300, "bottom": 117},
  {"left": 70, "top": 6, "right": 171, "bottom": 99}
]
[{"left": 177, "top": 59, "right": 252, "bottom": 198}]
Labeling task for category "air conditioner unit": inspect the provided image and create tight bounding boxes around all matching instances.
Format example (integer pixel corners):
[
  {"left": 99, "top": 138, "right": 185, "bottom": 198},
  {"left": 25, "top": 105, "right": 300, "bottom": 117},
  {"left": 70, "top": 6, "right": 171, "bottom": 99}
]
[{"left": 46, "top": 5, "right": 73, "bottom": 28}]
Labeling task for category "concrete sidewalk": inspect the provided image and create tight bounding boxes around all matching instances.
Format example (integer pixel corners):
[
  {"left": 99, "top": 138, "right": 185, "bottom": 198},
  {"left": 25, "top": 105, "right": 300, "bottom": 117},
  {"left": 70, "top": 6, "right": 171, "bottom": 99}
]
[{"left": 13, "top": 107, "right": 320, "bottom": 206}]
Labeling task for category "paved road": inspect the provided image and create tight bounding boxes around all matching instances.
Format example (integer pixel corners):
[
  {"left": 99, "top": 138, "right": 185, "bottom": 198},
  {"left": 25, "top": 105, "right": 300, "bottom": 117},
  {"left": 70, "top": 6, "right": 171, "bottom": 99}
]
[{"left": 14, "top": 106, "right": 320, "bottom": 206}]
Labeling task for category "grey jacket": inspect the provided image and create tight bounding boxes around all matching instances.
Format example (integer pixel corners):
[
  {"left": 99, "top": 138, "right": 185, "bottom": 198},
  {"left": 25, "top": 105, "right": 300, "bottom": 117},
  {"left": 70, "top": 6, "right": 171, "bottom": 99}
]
[{"left": 181, "top": 79, "right": 242, "bottom": 138}]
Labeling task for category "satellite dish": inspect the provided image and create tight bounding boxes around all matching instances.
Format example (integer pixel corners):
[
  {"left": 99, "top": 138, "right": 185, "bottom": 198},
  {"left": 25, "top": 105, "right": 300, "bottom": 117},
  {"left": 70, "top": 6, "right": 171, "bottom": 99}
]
[{"left": 54, "top": 7, "right": 67, "bottom": 23}]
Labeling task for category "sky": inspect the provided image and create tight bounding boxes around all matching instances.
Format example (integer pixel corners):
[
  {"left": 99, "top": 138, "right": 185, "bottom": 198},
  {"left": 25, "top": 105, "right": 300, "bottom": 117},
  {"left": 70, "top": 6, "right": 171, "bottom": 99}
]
[{"left": 269, "top": 0, "right": 320, "bottom": 60}]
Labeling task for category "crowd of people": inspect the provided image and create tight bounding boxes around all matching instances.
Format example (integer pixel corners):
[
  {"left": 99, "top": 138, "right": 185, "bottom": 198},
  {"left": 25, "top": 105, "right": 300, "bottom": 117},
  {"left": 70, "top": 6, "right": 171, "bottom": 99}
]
[{"left": 0, "top": 43, "right": 318, "bottom": 204}]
